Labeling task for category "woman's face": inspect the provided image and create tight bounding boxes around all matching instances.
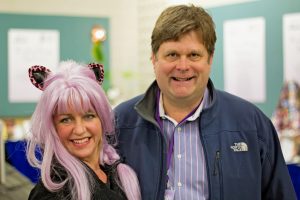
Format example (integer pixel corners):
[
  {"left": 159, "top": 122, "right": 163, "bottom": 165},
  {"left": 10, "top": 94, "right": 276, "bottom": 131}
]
[{"left": 53, "top": 110, "right": 102, "bottom": 165}]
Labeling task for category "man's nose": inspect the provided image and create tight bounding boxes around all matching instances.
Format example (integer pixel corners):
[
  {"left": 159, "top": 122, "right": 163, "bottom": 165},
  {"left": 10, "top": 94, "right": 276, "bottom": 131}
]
[{"left": 176, "top": 57, "right": 189, "bottom": 71}]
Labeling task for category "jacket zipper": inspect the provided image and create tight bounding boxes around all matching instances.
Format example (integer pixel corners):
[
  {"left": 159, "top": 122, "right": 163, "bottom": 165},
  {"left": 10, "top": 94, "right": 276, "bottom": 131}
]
[{"left": 213, "top": 151, "right": 220, "bottom": 176}]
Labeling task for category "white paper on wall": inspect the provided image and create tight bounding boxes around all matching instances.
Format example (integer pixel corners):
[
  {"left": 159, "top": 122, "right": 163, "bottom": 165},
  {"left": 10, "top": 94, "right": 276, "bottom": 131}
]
[
  {"left": 8, "top": 29, "right": 59, "bottom": 103},
  {"left": 283, "top": 13, "right": 300, "bottom": 82},
  {"left": 224, "top": 17, "right": 266, "bottom": 103}
]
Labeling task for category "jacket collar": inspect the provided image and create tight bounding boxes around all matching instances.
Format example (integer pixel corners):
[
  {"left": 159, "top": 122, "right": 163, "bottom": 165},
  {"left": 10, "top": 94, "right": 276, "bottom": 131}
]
[
  {"left": 134, "top": 81, "right": 160, "bottom": 127},
  {"left": 134, "top": 79, "right": 218, "bottom": 127}
]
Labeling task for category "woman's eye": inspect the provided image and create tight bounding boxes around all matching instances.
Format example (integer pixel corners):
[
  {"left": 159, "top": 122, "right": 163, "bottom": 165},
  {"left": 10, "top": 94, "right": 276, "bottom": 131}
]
[
  {"left": 84, "top": 113, "right": 96, "bottom": 120},
  {"left": 60, "top": 117, "right": 71, "bottom": 123}
]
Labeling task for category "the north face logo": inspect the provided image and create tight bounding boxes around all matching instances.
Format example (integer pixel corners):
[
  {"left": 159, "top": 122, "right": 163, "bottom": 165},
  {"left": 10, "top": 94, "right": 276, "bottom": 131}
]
[{"left": 230, "top": 142, "right": 248, "bottom": 152}]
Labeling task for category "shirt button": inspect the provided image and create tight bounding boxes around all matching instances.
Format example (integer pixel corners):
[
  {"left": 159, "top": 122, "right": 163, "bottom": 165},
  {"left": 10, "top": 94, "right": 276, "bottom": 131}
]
[
  {"left": 177, "top": 127, "right": 181, "bottom": 132},
  {"left": 177, "top": 154, "right": 182, "bottom": 159},
  {"left": 177, "top": 182, "right": 182, "bottom": 187}
]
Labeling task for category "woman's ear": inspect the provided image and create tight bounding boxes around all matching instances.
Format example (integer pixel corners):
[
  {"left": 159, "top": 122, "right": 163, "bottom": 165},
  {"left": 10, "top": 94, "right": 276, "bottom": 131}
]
[
  {"left": 88, "top": 63, "right": 104, "bottom": 85},
  {"left": 28, "top": 65, "right": 51, "bottom": 91}
]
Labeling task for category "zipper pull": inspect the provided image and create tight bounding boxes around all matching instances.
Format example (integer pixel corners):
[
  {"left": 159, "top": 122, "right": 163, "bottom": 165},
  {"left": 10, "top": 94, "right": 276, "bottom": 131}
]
[{"left": 213, "top": 151, "right": 220, "bottom": 176}]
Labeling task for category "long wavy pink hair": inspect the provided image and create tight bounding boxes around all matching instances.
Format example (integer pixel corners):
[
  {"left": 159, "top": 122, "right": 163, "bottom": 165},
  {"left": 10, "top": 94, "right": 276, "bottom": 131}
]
[{"left": 26, "top": 60, "right": 141, "bottom": 200}]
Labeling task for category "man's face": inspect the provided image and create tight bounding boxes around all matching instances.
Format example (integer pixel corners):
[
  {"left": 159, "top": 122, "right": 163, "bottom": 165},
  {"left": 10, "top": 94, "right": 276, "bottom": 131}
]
[{"left": 151, "top": 31, "right": 213, "bottom": 105}]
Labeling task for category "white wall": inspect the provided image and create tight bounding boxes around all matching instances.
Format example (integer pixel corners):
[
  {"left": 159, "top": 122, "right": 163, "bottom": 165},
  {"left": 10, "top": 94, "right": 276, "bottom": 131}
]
[{"left": 167, "top": 0, "right": 259, "bottom": 7}]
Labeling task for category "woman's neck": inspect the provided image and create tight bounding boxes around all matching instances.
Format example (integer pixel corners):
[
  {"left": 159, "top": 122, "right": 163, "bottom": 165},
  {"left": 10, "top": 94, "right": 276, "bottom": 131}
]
[
  {"left": 94, "top": 167, "right": 107, "bottom": 183},
  {"left": 84, "top": 161, "right": 108, "bottom": 183}
]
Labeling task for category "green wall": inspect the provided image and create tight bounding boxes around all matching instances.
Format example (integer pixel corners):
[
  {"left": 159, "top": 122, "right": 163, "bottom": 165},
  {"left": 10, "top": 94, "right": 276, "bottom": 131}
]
[
  {"left": 0, "top": 13, "right": 109, "bottom": 117},
  {"left": 208, "top": 0, "right": 300, "bottom": 117}
]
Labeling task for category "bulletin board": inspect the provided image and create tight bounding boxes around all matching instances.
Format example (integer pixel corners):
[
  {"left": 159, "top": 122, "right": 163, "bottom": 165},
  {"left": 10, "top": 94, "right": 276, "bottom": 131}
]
[
  {"left": 208, "top": 0, "right": 300, "bottom": 117},
  {"left": 0, "top": 13, "right": 110, "bottom": 117}
]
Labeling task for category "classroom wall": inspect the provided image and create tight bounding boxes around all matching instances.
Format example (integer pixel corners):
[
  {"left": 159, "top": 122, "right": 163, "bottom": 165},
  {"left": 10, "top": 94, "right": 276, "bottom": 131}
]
[
  {"left": 208, "top": 0, "right": 300, "bottom": 117},
  {"left": 135, "top": 0, "right": 300, "bottom": 117},
  {"left": 0, "top": 12, "right": 112, "bottom": 117},
  {"left": 1, "top": 0, "right": 300, "bottom": 118},
  {"left": 0, "top": 0, "right": 139, "bottom": 116}
]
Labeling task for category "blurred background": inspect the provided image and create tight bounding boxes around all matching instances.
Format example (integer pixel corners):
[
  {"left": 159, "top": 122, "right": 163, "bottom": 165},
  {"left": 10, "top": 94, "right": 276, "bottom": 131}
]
[{"left": 1, "top": 0, "right": 300, "bottom": 199}]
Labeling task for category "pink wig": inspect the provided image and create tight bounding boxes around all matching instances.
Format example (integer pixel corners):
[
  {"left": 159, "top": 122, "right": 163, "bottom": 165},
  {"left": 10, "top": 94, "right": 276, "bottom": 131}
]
[{"left": 26, "top": 60, "right": 140, "bottom": 200}]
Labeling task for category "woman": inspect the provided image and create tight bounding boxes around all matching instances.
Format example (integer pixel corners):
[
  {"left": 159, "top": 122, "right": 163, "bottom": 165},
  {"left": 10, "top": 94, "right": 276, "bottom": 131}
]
[{"left": 26, "top": 60, "right": 141, "bottom": 200}]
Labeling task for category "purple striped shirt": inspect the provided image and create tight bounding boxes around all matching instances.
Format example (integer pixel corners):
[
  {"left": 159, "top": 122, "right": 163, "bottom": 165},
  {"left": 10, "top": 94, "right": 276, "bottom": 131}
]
[{"left": 159, "top": 89, "right": 210, "bottom": 200}]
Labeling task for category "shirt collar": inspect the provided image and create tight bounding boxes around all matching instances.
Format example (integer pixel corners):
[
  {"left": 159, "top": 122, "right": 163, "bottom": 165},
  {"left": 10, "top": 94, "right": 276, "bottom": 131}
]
[{"left": 158, "top": 88, "right": 210, "bottom": 122}]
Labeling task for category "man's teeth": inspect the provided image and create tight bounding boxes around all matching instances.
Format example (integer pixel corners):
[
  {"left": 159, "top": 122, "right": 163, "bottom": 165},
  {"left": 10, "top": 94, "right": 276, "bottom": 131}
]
[
  {"left": 174, "top": 77, "right": 192, "bottom": 81},
  {"left": 73, "top": 138, "right": 89, "bottom": 144}
]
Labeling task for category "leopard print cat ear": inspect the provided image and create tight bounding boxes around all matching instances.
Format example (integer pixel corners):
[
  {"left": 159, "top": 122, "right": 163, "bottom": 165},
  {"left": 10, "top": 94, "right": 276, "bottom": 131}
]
[
  {"left": 88, "top": 63, "right": 104, "bottom": 85},
  {"left": 28, "top": 65, "right": 51, "bottom": 91}
]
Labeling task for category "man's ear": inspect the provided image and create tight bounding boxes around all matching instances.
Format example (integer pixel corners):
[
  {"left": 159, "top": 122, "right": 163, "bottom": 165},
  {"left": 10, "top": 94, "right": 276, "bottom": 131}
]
[
  {"left": 208, "top": 52, "right": 214, "bottom": 65},
  {"left": 151, "top": 53, "right": 157, "bottom": 67}
]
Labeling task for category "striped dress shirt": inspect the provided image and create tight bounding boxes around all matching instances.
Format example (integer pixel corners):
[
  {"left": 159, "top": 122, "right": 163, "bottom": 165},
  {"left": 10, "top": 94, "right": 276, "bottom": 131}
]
[{"left": 159, "top": 89, "right": 210, "bottom": 200}]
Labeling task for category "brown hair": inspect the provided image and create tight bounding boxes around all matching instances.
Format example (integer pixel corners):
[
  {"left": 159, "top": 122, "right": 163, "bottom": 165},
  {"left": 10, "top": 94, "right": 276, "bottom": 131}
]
[{"left": 151, "top": 4, "right": 217, "bottom": 56}]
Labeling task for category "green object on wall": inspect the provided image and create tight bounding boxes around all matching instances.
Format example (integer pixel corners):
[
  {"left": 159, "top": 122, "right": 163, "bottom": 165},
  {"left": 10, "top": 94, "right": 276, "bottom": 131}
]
[
  {"left": 92, "top": 42, "right": 104, "bottom": 63},
  {"left": 0, "top": 13, "right": 110, "bottom": 117},
  {"left": 91, "top": 42, "right": 110, "bottom": 92}
]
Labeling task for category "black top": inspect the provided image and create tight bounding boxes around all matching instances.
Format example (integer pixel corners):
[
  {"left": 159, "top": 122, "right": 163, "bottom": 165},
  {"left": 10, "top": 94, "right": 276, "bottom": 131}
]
[{"left": 28, "top": 162, "right": 126, "bottom": 200}]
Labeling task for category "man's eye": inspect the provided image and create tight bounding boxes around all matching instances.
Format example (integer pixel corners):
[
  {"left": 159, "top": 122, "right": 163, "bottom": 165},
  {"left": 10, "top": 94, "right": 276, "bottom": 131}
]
[
  {"left": 190, "top": 53, "right": 200, "bottom": 58},
  {"left": 167, "top": 53, "right": 177, "bottom": 58},
  {"left": 165, "top": 52, "right": 178, "bottom": 61}
]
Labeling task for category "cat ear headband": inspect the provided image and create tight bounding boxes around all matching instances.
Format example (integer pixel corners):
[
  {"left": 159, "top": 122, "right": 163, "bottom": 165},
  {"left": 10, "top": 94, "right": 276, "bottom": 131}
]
[{"left": 28, "top": 63, "right": 104, "bottom": 91}]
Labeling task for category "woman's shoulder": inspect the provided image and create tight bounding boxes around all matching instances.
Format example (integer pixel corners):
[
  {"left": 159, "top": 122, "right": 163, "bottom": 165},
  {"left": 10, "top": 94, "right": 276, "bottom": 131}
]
[{"left": 28, "top": 180, "right": 71, "bottom": 200}]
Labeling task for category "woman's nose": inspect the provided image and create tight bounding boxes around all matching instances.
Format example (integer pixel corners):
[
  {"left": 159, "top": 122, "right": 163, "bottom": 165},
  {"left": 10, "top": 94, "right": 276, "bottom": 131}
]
[{"left": 73, "top": 121, "right": 86, "bottom": 134}]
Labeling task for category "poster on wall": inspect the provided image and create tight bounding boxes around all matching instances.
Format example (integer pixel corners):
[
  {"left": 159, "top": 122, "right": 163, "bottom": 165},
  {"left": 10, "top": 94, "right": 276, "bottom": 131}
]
[
  {"left": 283, "top": 13, "right": 300, "bottom": 82},
  {"left": 8, "top": 29, "right": 59, "bottom": 103},
  {"left": 224, "top": 17, "right": 266, "bottom": 103}
]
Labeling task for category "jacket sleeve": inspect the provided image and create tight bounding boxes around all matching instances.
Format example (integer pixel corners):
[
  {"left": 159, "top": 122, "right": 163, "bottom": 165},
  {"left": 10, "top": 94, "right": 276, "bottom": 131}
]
[{"left": 260, "top": 118, "right": 297, "bottom": 200}]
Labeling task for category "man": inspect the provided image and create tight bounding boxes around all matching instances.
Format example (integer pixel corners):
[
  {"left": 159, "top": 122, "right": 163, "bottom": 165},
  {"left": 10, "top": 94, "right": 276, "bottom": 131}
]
[{"left": 114, "top": 4, "right": 296, "bottom": 200}]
